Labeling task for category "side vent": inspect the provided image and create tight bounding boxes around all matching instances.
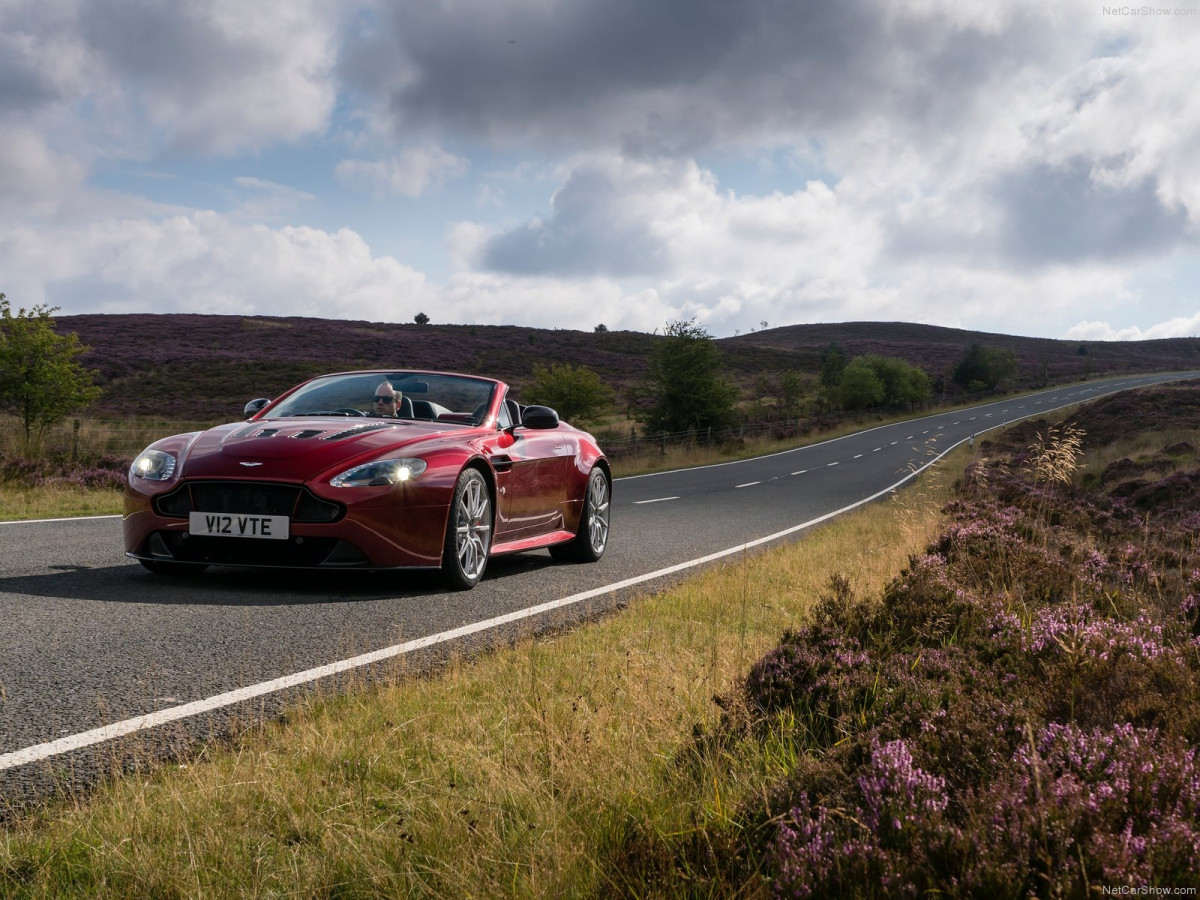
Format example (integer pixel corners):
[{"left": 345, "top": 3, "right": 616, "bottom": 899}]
[{"left": 290, "top": 429, "right": 325, "bottom": 439}]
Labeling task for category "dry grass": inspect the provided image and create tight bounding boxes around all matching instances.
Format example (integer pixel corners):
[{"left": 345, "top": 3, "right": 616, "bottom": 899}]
[
  {"left": 0, "top": 484, "right": 122, "bottom": 521},
  {"left": 1077, "top": 425, "right": 1199, "bottom": 482},
  {"left": 0, "top": 451, "right": 966, "bottom": 898}
]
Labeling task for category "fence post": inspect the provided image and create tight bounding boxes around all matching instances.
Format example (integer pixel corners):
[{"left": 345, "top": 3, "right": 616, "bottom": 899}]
[{"left": 72, "top": 419, "right": 81, "bottom": 462}]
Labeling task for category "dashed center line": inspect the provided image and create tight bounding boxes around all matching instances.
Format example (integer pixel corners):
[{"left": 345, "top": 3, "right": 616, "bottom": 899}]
[
  {"left": 853, "top": 454, "right": 864, "bottom": 459},
  {"left": 827, "top": 461, "right": 840, "bottom": 467},
  {"left": 633, "top": 496, "right": 680, "bottom": 505},
  {"left": 736, "top": 481, "right": 760, "bottom": 489},
  {"left": 792, "top": 470, "right": 807, "bottom": 475}
]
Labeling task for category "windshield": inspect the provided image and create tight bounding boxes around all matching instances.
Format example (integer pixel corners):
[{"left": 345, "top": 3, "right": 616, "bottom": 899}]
[{"left": 267, "top": 372, "right": 498, "bottom": 425}]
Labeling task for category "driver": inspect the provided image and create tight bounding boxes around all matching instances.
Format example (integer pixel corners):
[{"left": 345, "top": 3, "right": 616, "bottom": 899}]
[{"left": 372, "top": 382, "right": 403, "bottom": 417}]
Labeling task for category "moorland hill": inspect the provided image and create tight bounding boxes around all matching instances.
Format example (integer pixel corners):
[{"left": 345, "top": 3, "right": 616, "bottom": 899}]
[{"left": 56, "top": 314, "right": 1200, "bottom": 419}]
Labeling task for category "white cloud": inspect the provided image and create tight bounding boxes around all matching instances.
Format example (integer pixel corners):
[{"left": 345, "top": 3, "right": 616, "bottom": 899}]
[
  {"left": 439, "top": 272, "right": 671, "bottom": 333},
  {"left": 335, "top": 146, "right": 469, "bottom": 198},
  {"left": 0, "top": 0, "right": 339, "bottom": 158},
  {"left": 1065, "top": 311, "right": 1200, "bottom": 341},
  {"left": 2, "top": 0, "right": 1198, "bottom": 342},
  {"left": 0, "top": 211, "right": 431, "bottom": 322},
  {"left": 0, "top": 128, "right": 86, "bottom": 215}
]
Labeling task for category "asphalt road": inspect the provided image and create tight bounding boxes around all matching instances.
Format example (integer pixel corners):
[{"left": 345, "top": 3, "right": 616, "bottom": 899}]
[{"left": 1, "top": 371, "right": 1194, "bottom": 806}]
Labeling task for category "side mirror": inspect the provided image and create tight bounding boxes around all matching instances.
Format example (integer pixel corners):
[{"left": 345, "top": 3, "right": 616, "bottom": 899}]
[
  {"left": 520, "top": 405, "right": 560, "bottom": 429},
  {"left": 244, "top": 398, "right": 271, "bottom": 419}
]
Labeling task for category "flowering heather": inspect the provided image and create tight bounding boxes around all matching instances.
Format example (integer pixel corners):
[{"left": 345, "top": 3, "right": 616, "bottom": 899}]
[
  {"left": 1, "top": 454, "right": 127, "bottom": 491},
  {"left": 773, "top": 739, "right": 955, "bottom": 899},
  {"left": 735, "top": 386, "right": 1200, "bottom": 895}
]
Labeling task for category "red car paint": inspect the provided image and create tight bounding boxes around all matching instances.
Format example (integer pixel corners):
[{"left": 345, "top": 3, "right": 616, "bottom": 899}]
[{"left": 124, "top": 370, "right": 609, "bottom": 586}]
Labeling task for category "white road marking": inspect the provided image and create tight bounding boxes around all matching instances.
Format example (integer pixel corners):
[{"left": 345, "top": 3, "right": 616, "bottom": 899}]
[
  {"left": 792, "top": 470, "right": 807, "bottom": 475},
  {"left": 633, "top": 496, "right": 680, "bottom": 505},
  {"left": 735, "top": 481, "right": 760, "bottom": 488},
  {"left": 853, "top": 454, "right": 863, "bottom": 459},
  {"left": 827, "top": 461, "right": 840, "bottom": 467},
  {"left": 0, "top": 515, "right": 122, "bottom": 526},
  {"left": 0, "top": 441, "right": 962, "bottom": 773}
]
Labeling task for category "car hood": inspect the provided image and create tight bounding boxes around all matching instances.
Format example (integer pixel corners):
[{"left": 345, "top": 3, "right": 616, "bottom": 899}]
[{"left": 179, "top": 418, "right": 452, "bottom": 481}]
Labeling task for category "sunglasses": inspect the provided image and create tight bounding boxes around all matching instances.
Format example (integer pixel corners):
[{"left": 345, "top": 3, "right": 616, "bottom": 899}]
[{"left": 374, "top": 396, "right": 397, "bottom": 403}]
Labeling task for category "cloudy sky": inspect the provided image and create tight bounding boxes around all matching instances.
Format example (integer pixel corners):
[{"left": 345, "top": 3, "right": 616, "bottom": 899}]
[{"left": 2, "top": 0, "right": 1199, "bottom": 340}]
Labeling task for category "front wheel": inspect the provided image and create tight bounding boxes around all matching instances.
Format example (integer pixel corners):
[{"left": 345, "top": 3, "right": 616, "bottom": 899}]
[
  {"left": 442, "top": 468, "right": 493, "bottom": 590},
  {"left": 550, "top": 466, "right": 610, "bottom": 563}
]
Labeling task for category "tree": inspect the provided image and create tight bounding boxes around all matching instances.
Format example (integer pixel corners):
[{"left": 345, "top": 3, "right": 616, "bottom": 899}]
[
  {"left": 953, "top": 344, "right": 1018, "bottom": 393},
  {"left": 524, "top": 362, "right": 613, "bottom": 426},
  {"left": 593, "top": 323, "right": 608, "bottom": 334},
  {"left": 0, "top": 295, "right": 103, "bottom": 451},
  {"left": 831, "top": 355, "right": 931, "bottom": 411},
  {"left": 838, "top": 358, "right": 885, "bottom": 410},
  {"left": 779, "top": 370, "right": 806, "bottom": 420},
  {"left": 635, "top": 319, "right": 737, "bottom": 435},
  {"left": 862, "top": 354, "right": 931, "bottom": 409},
  {"left": 413, "top": 312, "right": 430, "bottom": 325},
  {"left": 819, "top": 342, "right": 848, "bottom": 390}
]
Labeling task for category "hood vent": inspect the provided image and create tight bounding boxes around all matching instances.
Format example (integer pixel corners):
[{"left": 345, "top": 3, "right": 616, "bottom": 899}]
[
  {"left": 290, "top": 429, "right": 325, "bottom": 439},
  {"left": 256, "top": 429, "right": 280, "bottom": 438},
  {"left": 324, "top": 422, "right": 396, "bottom": 441}
]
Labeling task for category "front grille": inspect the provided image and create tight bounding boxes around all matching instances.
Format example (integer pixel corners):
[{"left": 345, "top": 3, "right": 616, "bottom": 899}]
[
  {"left": 154, "top": 481, "right": 343, "bottom": 523},
  {"left": 154, "top": 532, "right": 362, "bottom": 567},
  {"left": 192, "top": 482, "right": 297, "bottom": 516}
]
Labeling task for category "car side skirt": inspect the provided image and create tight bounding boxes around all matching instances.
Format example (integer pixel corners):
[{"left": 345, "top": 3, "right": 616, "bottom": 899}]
[{"left": 490, "top": 529, "right": 576, "bottom": 557}]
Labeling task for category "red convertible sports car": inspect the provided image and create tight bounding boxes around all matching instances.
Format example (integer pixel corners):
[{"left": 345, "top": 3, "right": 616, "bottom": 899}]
[{"left": 124, "top": 370, "right": 611, "bottom": 589}]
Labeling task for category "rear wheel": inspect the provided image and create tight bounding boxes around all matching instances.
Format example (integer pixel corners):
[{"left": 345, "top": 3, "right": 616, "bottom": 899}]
[
  {"left": 550, "top": 466, "right": 610, "bottom": 563},
  {"left": 442, "top": 468, "right": 493, "bottom": 590}
]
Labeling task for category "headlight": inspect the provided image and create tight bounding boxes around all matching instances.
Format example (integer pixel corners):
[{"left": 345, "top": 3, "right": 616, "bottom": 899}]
[
  {"left": 330, "top": 458, "right": 428, "bottom": 488},
  {"left": 130, "top": 449, "right": 177, "bottom": 481}
]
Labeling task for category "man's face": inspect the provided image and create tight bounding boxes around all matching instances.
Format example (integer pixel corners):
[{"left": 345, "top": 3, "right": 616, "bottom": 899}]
[{"left": 373, "top": 392, "right": 397, "bottom": 415}]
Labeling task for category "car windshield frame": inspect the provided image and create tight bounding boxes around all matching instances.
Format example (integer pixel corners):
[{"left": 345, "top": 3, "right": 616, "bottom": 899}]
[{"left": 265, "top": 371, "right": 499, "bottom": 426}]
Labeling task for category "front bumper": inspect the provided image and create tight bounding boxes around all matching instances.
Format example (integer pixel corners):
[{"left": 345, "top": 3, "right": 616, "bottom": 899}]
[{"left": 124, "top": 478, "right": 449, "bottom": 570}]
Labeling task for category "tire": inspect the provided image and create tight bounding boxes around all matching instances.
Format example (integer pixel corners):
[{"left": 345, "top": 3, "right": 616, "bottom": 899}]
[
  {"left": 549, "top": 466, "right": 610, "bottom": 563},
  {"left": 442, "top": 468, "right": 493, "bottom": 590},
  {"left": 138, "top": 559, "right": 208, "bottom": 576}
]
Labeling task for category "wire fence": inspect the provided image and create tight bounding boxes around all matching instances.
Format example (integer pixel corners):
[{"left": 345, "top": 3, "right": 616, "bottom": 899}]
[
  {"left": 593, "top": 410, "right": 885, "bottom": 460},
  {"left": 0, "top": 419, "right": 220, "bottom": 461},
  {"left": 1, "top": 408, "right": 898, "bottom": 464}
]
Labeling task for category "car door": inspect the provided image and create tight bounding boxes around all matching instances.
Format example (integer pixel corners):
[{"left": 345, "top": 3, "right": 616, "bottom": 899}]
[{"left": 490, "top": 398, "right": 569, "bottom": 542}]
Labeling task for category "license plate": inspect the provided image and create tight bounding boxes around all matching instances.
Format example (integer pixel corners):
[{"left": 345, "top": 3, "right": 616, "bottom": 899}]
[{"left": 189, "top": 512, "right": 290, "bottom": 540}]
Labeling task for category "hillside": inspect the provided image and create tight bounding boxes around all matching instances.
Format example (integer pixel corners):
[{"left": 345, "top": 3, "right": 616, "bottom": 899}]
[{"left": 55, "top": 314, "right": 1200, "bottom": 419}]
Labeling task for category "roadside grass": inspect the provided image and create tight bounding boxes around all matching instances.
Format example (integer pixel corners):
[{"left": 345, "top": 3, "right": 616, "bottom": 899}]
[
  {"left": 0, "top": 484, "right": 122, "bottom": 521},
  {"left": 0, "top": 449, "right": 964, "bottom": 898}
]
